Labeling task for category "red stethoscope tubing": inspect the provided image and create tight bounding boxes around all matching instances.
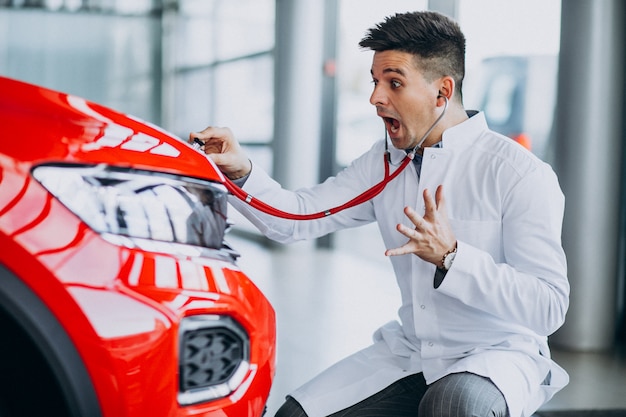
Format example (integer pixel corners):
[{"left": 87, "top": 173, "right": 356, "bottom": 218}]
[
  {"left": 198, "top": 96, "right": 447, "bottom": 221},
  {"left": 222, "top": 152, "right": 413, "bottom": 220}
]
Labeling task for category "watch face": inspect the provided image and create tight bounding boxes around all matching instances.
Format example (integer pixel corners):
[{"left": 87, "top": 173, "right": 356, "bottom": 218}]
[{"left": 444, "top": 252, "right": 456, "bottom": 270}]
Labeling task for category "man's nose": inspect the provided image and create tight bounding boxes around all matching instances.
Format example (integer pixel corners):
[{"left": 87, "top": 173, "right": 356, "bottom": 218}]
[{"left": 369, "top": 86, "right": 387, "bottom": 106}]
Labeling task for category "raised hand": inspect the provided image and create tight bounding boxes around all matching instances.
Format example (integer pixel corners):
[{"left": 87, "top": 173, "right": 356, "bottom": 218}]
[{"left": 385, "top": 185, "right": 456, "bottom": 267}]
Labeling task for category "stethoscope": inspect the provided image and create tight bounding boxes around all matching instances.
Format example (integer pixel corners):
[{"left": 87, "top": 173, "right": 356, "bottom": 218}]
[{"left": 195, "top": 96, "right": 448, "bottom": 221}]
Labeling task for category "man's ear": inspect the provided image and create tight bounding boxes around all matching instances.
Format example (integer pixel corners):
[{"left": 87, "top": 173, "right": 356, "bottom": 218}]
[{"left": 437, "top": 76, "right": 455, "bottom": 102}]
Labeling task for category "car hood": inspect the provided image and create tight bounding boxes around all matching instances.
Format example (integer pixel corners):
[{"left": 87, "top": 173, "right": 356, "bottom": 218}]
[{"left": 0, "top": 76, "right": 222, "bottom": 182}]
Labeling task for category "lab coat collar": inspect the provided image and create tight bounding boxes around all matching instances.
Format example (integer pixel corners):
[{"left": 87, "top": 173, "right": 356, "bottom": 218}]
[{"left": 440, "top": 110, "right": 487, "bottom": 151}]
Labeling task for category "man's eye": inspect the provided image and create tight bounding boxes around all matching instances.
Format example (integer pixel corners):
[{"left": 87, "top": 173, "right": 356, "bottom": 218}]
[{"left": 391, "top": 80, "right": 402, "bottom": 88}]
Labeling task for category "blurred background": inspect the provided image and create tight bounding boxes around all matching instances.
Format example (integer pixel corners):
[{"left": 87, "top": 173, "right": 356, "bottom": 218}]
[{"left": 1, "top": 0, "right": 625, "bottom": 414}]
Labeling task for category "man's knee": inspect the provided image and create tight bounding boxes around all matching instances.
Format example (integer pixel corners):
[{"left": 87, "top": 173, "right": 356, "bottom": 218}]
[
  {"left": 274, "top": 396, "right": 308, "bottom": 417},
  {"left": 418, "top": 373, "right": 508, "bottom": 417}
]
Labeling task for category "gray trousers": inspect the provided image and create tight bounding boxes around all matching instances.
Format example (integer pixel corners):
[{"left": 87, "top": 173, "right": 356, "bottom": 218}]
[{"left": 274, "top": 372, "right": 509, "bottom": 417}]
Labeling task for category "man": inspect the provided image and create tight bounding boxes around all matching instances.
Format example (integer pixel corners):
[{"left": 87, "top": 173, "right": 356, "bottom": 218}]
[{"left": 190, "top": 10, "right": 569, "bottom": 417}]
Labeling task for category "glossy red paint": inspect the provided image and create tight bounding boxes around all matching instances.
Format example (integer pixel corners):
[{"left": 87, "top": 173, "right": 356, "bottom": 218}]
[{"left": 0, "top": 76, "right": 275, "bottom": 417}]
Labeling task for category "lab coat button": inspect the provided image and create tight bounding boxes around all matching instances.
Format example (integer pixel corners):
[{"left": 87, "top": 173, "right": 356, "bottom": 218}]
[
  {"left": 428, "top": 342, "right": 434, "bottom": 347},
  {"left": 420, "top": 304, "right": 426, "bottom": 310}
]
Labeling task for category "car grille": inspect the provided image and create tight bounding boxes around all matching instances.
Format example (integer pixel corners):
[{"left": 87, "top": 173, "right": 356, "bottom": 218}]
[
  {"left": 182, "top": 326, "right": 244, "bottom": 388},
  {"left": 178, "top": 315, "right": 250, "bottom": 405}
]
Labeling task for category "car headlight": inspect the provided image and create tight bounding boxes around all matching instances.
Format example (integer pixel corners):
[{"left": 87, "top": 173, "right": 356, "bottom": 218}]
[
  {"left": 178, "top": 315, "right": 250, "bottom": 405},
  {"left": 32, "top": 163, "right": 232, "bottom": 257}
]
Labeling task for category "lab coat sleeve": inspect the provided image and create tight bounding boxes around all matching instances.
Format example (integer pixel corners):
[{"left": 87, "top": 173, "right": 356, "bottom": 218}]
[
  {"left": 228, "top": 147, "right": 381, "bottom": 243},
  {"left": 436, "top": 165, "right": 569, "bottom": 337}
]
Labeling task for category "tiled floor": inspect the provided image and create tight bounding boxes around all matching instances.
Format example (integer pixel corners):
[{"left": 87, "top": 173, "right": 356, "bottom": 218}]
[{"left": 228, "top": 222, "right": 626, "bottom": 416}]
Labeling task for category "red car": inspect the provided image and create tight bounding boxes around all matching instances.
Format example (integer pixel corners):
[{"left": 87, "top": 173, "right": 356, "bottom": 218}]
[{"left": 0, "top": 76, "right": 276, "bottom": 417}]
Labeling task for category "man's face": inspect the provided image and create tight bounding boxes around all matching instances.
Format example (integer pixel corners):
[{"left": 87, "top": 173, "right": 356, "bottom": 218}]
[{"left": 369, "top": 50, "right": 441, "bottom": 151}]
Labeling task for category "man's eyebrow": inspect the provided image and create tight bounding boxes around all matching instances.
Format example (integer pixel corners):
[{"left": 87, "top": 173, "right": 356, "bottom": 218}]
[{"left": 370, "top": 67, "right": 406, "bottom": 77}]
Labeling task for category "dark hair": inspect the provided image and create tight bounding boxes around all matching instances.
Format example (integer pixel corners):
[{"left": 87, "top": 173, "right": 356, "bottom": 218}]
[{"left": 359, "top": 11, "right": 466, "bottom": 99}]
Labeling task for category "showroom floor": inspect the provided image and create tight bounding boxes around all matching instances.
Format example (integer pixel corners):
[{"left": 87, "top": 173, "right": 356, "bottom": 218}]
[{"left": 229, "top": 223, "right": 626, "bottom": 416}]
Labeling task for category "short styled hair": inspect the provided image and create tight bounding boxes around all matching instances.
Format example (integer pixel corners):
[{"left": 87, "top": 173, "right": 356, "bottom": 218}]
[{"left": 359, "top": 11, "right": 466, "bottom": 100}]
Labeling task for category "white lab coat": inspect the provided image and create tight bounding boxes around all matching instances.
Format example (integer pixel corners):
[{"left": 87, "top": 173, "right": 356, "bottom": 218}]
[{"left": 230, "top": 112, "right": 569, "bottom": 417}]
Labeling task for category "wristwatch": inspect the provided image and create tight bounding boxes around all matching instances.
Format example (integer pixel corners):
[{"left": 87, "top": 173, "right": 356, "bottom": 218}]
[{"left": 441, "top": 244, "right": 457, "bottom": 271}]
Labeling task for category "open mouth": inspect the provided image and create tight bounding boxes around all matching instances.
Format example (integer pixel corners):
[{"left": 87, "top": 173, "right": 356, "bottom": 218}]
[{"left": 384, "top": 117, "right": 401, "bottom": 134}]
